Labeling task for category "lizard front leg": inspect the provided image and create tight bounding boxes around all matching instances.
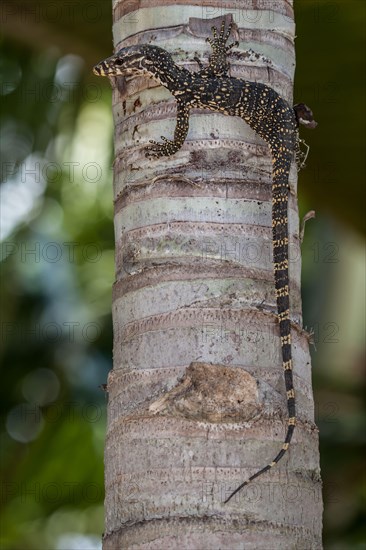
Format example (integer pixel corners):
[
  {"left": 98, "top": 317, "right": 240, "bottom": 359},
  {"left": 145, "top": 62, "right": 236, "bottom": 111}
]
[
  {"left": 199, "top": 20, "right": 238, "bottom": 78},
  {"left": 145, "top": 102, "right": 190, "bottom": 158}
]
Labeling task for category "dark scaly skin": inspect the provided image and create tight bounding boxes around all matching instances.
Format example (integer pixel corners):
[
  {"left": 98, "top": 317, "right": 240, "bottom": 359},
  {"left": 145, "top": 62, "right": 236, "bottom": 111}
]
[{"left": 94, "top": 21, "right": 316, "bottom": 504}]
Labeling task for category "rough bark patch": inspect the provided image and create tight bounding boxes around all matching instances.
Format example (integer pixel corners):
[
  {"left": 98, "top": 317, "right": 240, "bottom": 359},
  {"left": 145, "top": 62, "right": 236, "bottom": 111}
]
[{"left": 149, "top": 362, "right": 261, "bottom": 422}]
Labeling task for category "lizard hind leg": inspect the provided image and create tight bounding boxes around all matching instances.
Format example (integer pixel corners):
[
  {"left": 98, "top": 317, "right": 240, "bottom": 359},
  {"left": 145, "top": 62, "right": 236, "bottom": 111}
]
[{"left": 295, "top": 135, "right": 310, "bottom": 171}]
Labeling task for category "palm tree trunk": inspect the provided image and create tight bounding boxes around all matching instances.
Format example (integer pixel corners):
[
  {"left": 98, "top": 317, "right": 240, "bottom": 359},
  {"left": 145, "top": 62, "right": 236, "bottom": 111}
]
[{"left": 104, "top": 2, "right": 323, "bottom": 548}]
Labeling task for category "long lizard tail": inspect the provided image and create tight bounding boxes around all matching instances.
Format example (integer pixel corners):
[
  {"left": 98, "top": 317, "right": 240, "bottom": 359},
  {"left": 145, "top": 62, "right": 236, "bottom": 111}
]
[{"left": 225, "top": 149, "right": 295, "bottom": 504}]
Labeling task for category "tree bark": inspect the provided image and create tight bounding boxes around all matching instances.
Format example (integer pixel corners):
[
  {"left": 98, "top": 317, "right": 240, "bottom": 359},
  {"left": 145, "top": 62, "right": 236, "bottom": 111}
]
[{"left": 104, "top": 2, "right": 323, "bottom": 548}]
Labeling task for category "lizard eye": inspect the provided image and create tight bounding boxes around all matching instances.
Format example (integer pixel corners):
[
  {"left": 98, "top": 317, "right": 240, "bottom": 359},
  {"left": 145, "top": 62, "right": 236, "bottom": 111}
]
[{"left": 114, "top": 59, "right": 123, "bottom": 66}]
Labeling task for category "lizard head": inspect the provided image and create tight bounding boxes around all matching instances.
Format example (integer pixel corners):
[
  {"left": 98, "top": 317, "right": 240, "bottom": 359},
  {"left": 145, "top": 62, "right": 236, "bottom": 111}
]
[{"left": 93, "top": 45, "right": 174, "bottom": 77}]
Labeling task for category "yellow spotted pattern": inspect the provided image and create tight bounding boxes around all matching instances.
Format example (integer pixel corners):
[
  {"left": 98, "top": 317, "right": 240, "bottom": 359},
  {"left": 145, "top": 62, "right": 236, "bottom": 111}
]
[{"left": 94, "top": 20, "right": 299, "bottom": 505}]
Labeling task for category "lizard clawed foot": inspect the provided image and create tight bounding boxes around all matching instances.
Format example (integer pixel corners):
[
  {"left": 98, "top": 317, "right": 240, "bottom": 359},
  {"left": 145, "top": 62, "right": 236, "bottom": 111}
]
[
  {"left": 193, "top": 55, "right": 204, "bottom": 70},
  {"left": 226, "top": 40, "right": 239, "bottom": 51},
  {"left": 207, "top": 21, "right": 233, "bottom": 48},
  {"left": 204, "top": 20, "right": 238, "bottom": 77},
  {"left": 295, "top": 137, "right": 310, "bottom": 171},
  {"left": 145, "top": 137, "right": 180, "bottom": 158}
]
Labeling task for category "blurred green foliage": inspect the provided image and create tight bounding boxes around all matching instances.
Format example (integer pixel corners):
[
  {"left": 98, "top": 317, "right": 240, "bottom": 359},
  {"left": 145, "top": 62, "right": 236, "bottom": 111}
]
[
  {"left": 1, "top": 19, "right": 113, "bottom": 548},
  {"left": 0, "top": 1, "right": 365, "bottom": 549},
  {"left": 295, "top": 2, "right": 366, "bottom": 547}
]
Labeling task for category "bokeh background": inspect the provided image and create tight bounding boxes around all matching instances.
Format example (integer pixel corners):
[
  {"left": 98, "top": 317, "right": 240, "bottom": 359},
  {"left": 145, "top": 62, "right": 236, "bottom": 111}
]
[{"left": 0, "top": 1, "right": 365, "bottom": 548}]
